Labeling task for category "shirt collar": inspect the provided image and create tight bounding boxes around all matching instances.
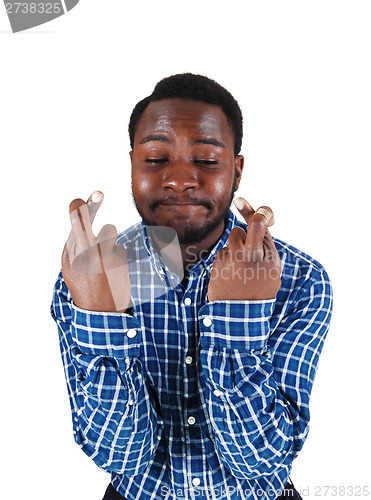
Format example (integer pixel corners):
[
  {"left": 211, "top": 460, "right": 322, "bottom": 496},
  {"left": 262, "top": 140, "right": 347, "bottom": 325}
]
[{"left": 140, "top": 210, "right": 243, "bottom": 279}]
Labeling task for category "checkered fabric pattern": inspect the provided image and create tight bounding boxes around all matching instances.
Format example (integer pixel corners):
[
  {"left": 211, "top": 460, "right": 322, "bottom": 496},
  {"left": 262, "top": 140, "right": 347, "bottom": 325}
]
[{"left": 51, "top": 211, "right": 333, "bottom": 500}]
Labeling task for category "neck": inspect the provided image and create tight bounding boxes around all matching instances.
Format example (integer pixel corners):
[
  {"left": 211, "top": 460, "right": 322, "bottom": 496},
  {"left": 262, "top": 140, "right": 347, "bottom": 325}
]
[
  {"left": 180, "top": 220, "right": 226, "bottom": 274},
  {"left": 146, "top": 218, "right": 227, "bottom": 279}
]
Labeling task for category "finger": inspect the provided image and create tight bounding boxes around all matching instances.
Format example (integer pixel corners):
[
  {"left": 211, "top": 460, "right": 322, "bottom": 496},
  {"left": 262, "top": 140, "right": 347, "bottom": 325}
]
[
  {"left": 66, "top": 191, "right": 103, "bottom": 255},
  {"left": 86, "top": 191, "right": 104, "bottom": 224},
  {"left": 244, "top": 206, "right": 275, "bottom": 258},
  {"left": 69, "top": 198, "right": 96, "bottom": 251},
  {"left": 96, "top": 223, "right": 118, "bottom": 251},
  {"left": 227, "top": 227, "right": 246, "bottom": 253},
  {"left": 254, "top": 206, "right": 275, "bottom": 227},
  {"left": 105, "top": 246, "right": 130, "bottom": 311},
  {"left": 233, "top": 197, "right": 255, "bottom": 224},
  {"left": 234, "top": 197, "right": 275, "bottom": 228},
  {"left": 96, "top": 224, "right": 118, "bottom": 269},
  {"left": 233, "top": 197, "right": 275, "bottom": 255},
  {"left": 213, "top": 245, "right": 229, "bottom": 263}
]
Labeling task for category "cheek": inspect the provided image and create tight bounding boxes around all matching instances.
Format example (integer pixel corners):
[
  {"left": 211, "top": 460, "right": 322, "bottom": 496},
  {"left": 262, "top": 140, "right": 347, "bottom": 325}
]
[
  {"left": 132, "top": 172, "right": 152, "bottom": 196},
  {"left": 214, "top": 178, "right": 228, "bottom": 194},
  {"left": 209, "top": 174, "right": 234, "bottom": 198}
]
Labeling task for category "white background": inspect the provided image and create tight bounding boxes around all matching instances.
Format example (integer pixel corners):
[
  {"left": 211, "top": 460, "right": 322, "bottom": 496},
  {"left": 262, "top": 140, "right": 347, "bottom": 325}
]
[{"left": 1, "top": 1, "right": 370, "bottom": 499}]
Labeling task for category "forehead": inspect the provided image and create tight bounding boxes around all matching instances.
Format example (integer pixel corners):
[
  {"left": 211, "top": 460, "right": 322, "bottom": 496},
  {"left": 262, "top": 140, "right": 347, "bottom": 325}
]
[{"left": 135, "top": 98, "right": 234, "bottom": 145}]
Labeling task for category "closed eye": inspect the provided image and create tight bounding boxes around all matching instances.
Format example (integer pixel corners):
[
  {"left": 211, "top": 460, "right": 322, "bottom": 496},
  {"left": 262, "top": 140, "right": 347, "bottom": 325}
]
[
  {"left": 145, "top": 159, "right": 218, "bottom": 166},
  {"left": 146, "top": 158, "right": 168, "bottom": 164},
  {"left": 194, "top": 160, "right": 218, "bottom": 166}
]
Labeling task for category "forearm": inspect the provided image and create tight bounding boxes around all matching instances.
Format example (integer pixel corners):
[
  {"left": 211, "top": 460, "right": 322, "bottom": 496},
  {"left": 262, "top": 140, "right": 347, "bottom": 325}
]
[
  {"left": 200, "top": 343, "right": 297, "bottom": 479},
  {"left": 199, "top": 300, "right": 295, "bottom": 479},
  {"left": 198, "top": 278, "right": 332, "bottom": 479},
  {"left": 51, "top": 273, "right": 163, "bottom": 474}
]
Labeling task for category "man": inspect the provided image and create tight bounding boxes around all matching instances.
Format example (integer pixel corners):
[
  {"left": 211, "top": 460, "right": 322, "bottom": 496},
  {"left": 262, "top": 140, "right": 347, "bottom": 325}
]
[{"left": 51, "top": 73, "right": 333, "bottom": 500}]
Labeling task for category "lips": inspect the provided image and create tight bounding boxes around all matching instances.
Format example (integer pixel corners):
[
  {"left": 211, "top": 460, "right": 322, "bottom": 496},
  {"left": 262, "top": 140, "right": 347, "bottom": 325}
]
[
  {"left": 153, "top": 198, "right": 211, "bottom": 209},
  {"left": 156, "top": 203, "right": 209, "bottom": 215},
  {"left": 159, "top": 202, "right": 203, "bottom": 206}
]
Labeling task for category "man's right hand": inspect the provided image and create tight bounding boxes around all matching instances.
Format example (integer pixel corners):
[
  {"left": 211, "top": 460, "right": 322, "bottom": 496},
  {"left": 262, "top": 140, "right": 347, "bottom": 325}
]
[{"left": 61, "top": 191, "right": 131, "bottom": 312}]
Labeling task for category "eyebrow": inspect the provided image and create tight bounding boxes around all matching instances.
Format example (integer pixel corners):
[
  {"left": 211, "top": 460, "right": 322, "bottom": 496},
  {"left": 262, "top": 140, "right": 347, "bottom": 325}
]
[
  {"left": 139, "top": 134, "right": 225, "bottom": 148},
  {"left": 139, "top": 134, "right": 171, "bottom": 144},
  {"left": 191, "top": 138, "right": 225, "bottom": 148}
]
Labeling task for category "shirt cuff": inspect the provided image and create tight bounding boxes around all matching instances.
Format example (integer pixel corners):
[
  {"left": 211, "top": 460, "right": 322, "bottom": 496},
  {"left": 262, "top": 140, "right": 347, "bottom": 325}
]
[
  {"left": 198, "top": 299, "right": 275, "bottom": 351},
  {"left": 71, "top": 302, "right": 142, "bottom": 358}
]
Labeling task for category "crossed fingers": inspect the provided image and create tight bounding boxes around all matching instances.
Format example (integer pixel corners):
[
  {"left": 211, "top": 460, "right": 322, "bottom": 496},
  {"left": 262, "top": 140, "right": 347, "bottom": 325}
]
[
  {"left": 227, "top": 198, "right": 277, "bottom": 262},
  {"left": 63, "top": 191, "right": 130, "bottom": 312},
  {"left": 67, "top": 192, "right": 123, "bottom": 273}
]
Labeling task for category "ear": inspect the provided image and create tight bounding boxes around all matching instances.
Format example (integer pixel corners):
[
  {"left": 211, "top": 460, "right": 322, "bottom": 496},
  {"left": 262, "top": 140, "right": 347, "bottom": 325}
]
[
  {"left": 234, "top": 155, "right": 244, "bottom": 191},
  {"left": 129, "top": 151, "right": 133, "bottom": 164}
]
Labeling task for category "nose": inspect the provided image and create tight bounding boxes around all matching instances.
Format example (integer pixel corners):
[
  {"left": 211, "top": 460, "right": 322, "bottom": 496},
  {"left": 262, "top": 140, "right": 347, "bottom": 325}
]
[{"left": 162, "top": 160, "right": 199, "bottom": 192}]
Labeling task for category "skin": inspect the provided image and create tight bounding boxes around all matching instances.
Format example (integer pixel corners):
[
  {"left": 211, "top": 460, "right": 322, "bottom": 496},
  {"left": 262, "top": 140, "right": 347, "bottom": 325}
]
[
  {"left": 130, "top": 98, "right": 244, "bottom": 271},
  {"left": 62, "top": 193, "right": 131, "bottom": 312},
  {"left": 61, "top": 98, "right": 281, "bottom": 311}
]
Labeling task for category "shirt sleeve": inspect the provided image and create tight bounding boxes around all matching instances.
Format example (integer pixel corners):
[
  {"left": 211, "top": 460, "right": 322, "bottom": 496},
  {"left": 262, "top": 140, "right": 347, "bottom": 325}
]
[
  {"left": 50, "top": 272, "right": 163, "bottom": 474},
  {"left": 198, "top": 268, "right": 333, "bottom": 480}
]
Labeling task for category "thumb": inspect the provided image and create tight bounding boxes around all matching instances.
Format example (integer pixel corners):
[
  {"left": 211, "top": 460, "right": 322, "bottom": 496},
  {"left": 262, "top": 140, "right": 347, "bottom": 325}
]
[{"left": 86, "top": 191, "right": 104, "bottom": 225}]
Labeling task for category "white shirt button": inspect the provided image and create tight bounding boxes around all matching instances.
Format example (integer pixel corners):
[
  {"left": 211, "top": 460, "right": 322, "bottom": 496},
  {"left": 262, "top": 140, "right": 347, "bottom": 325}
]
[
  {"left": 185, "top": 356, "right": 193, "bottom": 365},
  {"left": 213, "top": 389, "right": 223, "bottom": 397},
  {"left": 126, "top": 329, "right": 137, "bottom": 338},
  {"left": 184, "top": 297, "right": 192, "bottom": 306},
  {"left": 203, "top": 316, "right": 212, "bottom": 327},
  {"left": 187, "top": 415, "right": 196, "bottom": 425},
  {"left": 192, "top": 478, "right": 201, "bottom": 487},
  {"left": 128, "top": 398, "right": 134, "bottom": 406}
]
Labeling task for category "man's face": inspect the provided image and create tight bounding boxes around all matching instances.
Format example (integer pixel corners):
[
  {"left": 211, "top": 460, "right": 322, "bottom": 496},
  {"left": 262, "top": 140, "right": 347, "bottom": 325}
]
[{"left": 130, "top": 98, "right": 244, "bottom": 245}]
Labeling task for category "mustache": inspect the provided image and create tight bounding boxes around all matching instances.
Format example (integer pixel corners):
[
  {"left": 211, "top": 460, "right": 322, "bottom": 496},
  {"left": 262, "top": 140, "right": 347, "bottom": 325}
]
[{"left": 150, "top": 195, "right": 212, "bottom": 210}]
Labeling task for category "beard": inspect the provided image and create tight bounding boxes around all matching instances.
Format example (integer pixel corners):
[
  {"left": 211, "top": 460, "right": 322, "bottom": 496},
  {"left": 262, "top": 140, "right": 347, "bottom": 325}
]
[{"left": 132, "top": 173, "right": 237, "bottom": 245}]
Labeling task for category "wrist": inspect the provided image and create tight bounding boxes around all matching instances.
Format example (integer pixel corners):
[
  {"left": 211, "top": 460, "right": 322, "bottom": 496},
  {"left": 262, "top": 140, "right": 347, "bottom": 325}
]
[{"left": 199, "top": 299, "right": 275, "bottom": 351}]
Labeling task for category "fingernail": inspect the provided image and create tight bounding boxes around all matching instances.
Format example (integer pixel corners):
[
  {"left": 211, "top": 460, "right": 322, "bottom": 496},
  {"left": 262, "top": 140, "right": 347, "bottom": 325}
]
[
  {"left": 91, "top": 191, "right": 103, "bottom": 203},
  {"left": 233, "top": 197, "right": 244, "bottom": 210}
]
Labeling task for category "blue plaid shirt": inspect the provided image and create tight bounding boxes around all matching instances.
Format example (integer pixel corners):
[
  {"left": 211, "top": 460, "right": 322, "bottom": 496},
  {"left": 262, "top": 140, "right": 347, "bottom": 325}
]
[{"left": 51, "top": 211, "right": 333, "bottom": 500}]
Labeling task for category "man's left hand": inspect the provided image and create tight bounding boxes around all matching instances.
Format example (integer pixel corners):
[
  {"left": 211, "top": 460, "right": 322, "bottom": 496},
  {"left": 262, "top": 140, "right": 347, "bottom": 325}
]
[{"left": 207, "top": 197, "right": 281, "bottom": 301}]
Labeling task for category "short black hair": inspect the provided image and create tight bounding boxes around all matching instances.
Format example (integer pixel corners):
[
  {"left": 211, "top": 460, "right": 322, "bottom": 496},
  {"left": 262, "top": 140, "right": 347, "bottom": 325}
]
[{"left": 128, "top": 73, "right": 243, "bottom": 156}]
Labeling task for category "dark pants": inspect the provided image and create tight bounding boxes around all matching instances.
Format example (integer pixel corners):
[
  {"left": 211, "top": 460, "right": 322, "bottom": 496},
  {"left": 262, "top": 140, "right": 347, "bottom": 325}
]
[
  {"left": 103, "top": 478, "right": 302, "bottom": 499},
  {"left": 102, "top": 483, "right": 126, "bottom": 500},
  {"left": 276, "top": 478, "right": 303, "bottom": 499},
  {"left": 102, "top": 484, "right": 126, "bottom": 500}
]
